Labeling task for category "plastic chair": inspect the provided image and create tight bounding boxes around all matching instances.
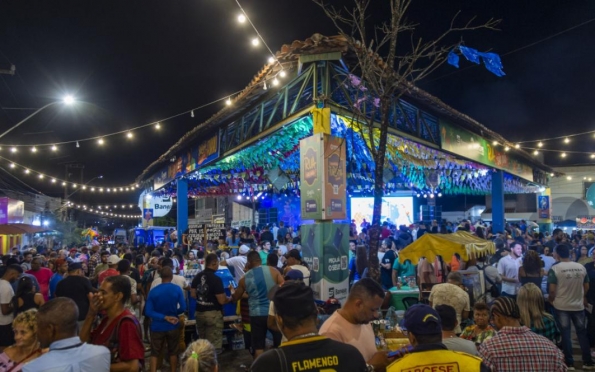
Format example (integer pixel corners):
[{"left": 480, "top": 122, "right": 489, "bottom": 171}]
[{"left": 402, "top": 297, "right": 419, "bottom": 310}]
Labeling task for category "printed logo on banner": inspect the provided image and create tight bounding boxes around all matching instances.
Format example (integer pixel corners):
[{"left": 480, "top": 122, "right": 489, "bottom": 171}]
[
  {"left": 327, "top": 153, "right": 343, "bottom": 194},
  {"left": 305, "top": 200, "right": 318, "bottom": 213},
  {"left": 303, "top": 148, "right": 318, "bottom": 186}
]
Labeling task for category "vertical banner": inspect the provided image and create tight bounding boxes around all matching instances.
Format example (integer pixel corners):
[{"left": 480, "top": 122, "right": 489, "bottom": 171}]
[
  {"left": 300, "top": 134, "right": 347, "bottom": 220},
  {"left": 301, "top": 222, "right": 350, "bottom": 303},
  {"left": 142, "top": 209, "right": 154, "bottom": 228},
  {"left": 538, "top": 196, "right": 550, "bottom": 219},
  {"left": 0, "top": 197, "right": 8, "bottom": 225}
]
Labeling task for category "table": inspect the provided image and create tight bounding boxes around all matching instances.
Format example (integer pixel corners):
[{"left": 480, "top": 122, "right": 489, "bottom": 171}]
[{"left": 389, "top": 286, "right": 420, "bottom": 311}]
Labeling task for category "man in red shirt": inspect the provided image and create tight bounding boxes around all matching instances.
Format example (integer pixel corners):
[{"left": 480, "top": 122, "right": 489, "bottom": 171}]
[
  {"left": 98, "top": 255, "right": 121, "bottom": 286},
  {"left": 26, "top": 256, "right": 52, "bottom": 301},
  {"left": 80, "top": 275, "right": 144, "bottom": 371}
]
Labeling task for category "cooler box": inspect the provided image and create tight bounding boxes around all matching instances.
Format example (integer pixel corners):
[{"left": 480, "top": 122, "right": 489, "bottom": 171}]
[
  {"left": 215, "top": 267, "right": 237, "bottom": 317},
  {"left": 389, "top": 286, "right": 420, "bottom": 311}
]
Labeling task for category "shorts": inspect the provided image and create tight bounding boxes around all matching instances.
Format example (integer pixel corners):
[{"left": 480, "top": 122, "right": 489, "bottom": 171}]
[
  {"left": 150, "top": 328, "right": 180, "bottom": 357},
  {"left": 250, "top": 316, "right": 269, "bottom": 351},
  {"left": 0, "top": 324, "right": 14, "bottom": 347}
]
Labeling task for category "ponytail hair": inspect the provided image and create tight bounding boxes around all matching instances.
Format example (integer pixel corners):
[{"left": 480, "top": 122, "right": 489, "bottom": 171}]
[{"left": 181, "top": 339, "right": 218, "bottom": 372}]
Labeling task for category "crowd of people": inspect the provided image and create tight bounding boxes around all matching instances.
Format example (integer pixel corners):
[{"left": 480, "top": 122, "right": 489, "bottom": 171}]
[{"left": 0, "top": 219, "right": 593, "bottom": 371}]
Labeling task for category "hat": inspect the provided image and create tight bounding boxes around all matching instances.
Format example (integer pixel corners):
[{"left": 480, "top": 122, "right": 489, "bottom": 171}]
[
  {"left": 284, "top": 269, "right": 304, "bottom": 281},
  {"left": 401, "top": 304, "right": 442, "bottom": 335},
  {"left": 273, "top": 281, "right": 317, "bottom": 320},
  {"left": 68, "top": 262, "right": 83, "bottom": 272},
  {"left": 69, "top": 248, "right": 78, "bottom": 253},
  {"left": 239, "top": 245, "right": 250, "bottom": 254},
  {"left": 107, "top": 255, "right": 121, "bottom": 265}
]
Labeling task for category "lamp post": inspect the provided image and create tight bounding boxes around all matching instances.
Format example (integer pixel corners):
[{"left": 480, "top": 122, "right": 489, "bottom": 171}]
[{"left": 0, "top": 95, "right": 76, "bottom": 140}]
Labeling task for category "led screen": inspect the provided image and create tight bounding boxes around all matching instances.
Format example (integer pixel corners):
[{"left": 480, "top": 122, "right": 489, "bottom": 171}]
[{"left": 350, "top": 197, "right": 414, "bottom": 229}]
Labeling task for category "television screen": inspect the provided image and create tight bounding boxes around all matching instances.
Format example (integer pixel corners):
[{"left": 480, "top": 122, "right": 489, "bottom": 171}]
[{"left": 350, "top": 197, "right": 414, "bottom": 229}]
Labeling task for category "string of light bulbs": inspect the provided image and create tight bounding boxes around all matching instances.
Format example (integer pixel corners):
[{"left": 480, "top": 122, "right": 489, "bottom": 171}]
[
  {"left": 0, "top": 155, "right": 139, "bottom": 192},
  {"left": 65, "top": 202, "right": 141, "bottom": 219}
]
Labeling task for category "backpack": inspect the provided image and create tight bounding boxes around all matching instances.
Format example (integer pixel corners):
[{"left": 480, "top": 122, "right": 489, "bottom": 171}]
[
  {"left": 105, "top": 313, "right": 144, "bottom": 369},
  {"left": 479, "top": 264, "right": 500, "bottom": 299}
]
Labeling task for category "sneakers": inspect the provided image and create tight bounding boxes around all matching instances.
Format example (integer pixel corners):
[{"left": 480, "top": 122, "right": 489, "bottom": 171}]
[
  {"left": 566, "top": 366, "right": 575, "bottom": 371},
  {"left": 583, "top": 364, "right": 595, "bottom": 370}
]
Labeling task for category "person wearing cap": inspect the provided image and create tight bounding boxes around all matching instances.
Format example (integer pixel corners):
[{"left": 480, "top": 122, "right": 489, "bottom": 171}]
[
  {"left": 479, "top": 297, "right": 567, "bottom": 371},
  {"left": 48, "top": 258, "right": 68, "bottom": 299},
  {"left": 498, "top": 241, "right": 523, "bottom": 299},
  {"left": 54, "top": 262, "right": 95, "bottom": 329},
  {"left": 388, "top": 304, "right": 487, "bottom": 372},
  {"left": 283, "top": 249, "right": 310, "bottom": 286},
  {"left": 230, "top": 251, "right": 284, "bottom": 359},
  {"left": 220, "top": 244, "right": 249, "bottom": 284},
  {"left": 66, "top": 248, "right": 78, "bottom": 264},
  {"left": 190, "top": 253, "right": 231, "bottom": 354},
  {"left": 98, "top": 254, "right": 121, "bottom": 286},
  {"left": 252, "top": 281, "right": 367, "bottom": 372},
  {"left": 319, "top": 278, "right": 392, "bottom": 371}
]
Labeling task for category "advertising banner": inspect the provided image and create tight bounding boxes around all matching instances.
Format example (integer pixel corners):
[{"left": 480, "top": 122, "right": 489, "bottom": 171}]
[
  {"left": 576, "top": 216, "right": 595, "bottom": 230},
  {"left": 138, "top": 191, "right": 173, "bottom": 218},
  {"left": 198, "top": 134, "right": 219, "bottom": 167},
  {"left": 300, "top": 134, "right": 347, "bottom": 220},
  {"left": 440, "top": 120, "right": 534, "bottom": 181},
  {"left": 538, "top": 195, "right": 550, "bottom": 219},
  {"left": 300, "top": 222, "right": 350, "bottom": 303},
  {"left": 0, "top": 198, "right": 7, "bottom": 225},
  {"left": 142, "top": 209, "right": 154, "bottom": 228}
]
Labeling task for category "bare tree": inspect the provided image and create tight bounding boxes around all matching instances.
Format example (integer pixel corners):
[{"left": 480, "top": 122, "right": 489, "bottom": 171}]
[{"left": 313, "top": 0, "right": 499, "bottom": 282}]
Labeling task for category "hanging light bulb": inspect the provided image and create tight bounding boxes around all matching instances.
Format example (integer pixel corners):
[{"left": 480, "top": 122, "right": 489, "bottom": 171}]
[
  {"left": 24, "top": 169, "right": 30, "bottom": 174},
  {"left": 492, "top": 141, "right": 498, "bottom": 146},
  {"left": 252, "top": 38, "right": 260, "bottom": 46},
  {"left": 191, "top": 110, "right": 194, "bottom": 118},
  {"left": 226, "top": 98, "right": 232, "bottom": 106},
  {"left": 268, "top": 56, "right": 275, "bottom": 64},
  {"left": 61, "top": 182, "right": 66, "bottom": 186},
  {"left": 280, "top": 70, "right": 286, "bottom": 78},
  {"left": 272, "top": 78, "right": 279, "bottom": 86},
  {"left": 126, "top": 132, "right": 133, "bottom": 139},
  {"left": 263, "top": 81, "right": 268, "bottom": 90},
  {"left": 567, "top": 176, "right": 572, "bottom": 180},
  {"left": 10, "top": 147, "right": 17, "bottom": 153},
  {"left": 237, "top": 14, "right": 246, "bottom": 23},
  {"left": 504, "top": 146, "right": 510, "bottom": 152},
  {"left": 515, "top": 144, "right": 520, "bottom": 149},
  {"left": 98, "top": 138, "right": 104, "bottom": 145},
  {"left": 76, "top": 141, "right": 80, "bottom": 148},
  {"left": 51, "top": 179, "right": 56, "bottom": 183},
  {"left": 9, "top": 163, "right": 15, "bottom": 168},
  {"left": 51, "top": 145, "right": 57, "bottom": 151},
  {"left": 533, "top": 150, "right": 539, "bottom": 155},
  {"left": 155, "top": 123, "right": 161, "bottom": 129},
  {"left": 72, "top": 184, "right": 77, "bottom": 188},
  {"left": 38, "top": 174, "right": 43, "bottom": 179},
  {"left": 564, "top": 137, "right": 570, "bottom": 144},
  {"left": 31, "top": 147, "right": 37, "bottom": 153},
  {"left": 561, "top": 152, "right": 567, "bottom": 158},
  {"left": 590, "top": 154, "right": 595, "bottom": 159},
  {"left": 537, "top": 142, "right": 543, "bottom": 148}
]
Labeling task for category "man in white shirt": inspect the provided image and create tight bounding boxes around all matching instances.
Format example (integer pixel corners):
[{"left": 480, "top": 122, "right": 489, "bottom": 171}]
[
  {"left": 548, "top": 243, "right": 594, "bottom": 369},
  {"left": 221, "top": 245, "right": 249, "bottom": 283},
  {"left": 0, "top": 265, "right": 20, "bottom": 351},
  {"left": 497, "top": 242, "right": 522, "bottom": 299}
]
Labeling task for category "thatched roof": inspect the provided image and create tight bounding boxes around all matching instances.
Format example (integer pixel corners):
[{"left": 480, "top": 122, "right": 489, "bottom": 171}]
[{"left": 137, "top": 33, "right": 552, "bottom": 183}]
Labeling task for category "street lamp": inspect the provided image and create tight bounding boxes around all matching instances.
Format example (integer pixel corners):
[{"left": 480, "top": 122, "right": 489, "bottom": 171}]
[{"left": 0, "top": 96, "right": 76, "bottom": 140}]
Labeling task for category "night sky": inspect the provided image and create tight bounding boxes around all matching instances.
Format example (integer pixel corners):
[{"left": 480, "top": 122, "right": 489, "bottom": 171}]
[{"left": 0, "top": 0, "right": 594, "bottom": 211}]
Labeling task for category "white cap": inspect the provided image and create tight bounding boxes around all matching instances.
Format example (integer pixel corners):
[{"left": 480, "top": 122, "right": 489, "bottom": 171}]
[{"left": 239, "top": 245, "right": 250, "bottom": 254}]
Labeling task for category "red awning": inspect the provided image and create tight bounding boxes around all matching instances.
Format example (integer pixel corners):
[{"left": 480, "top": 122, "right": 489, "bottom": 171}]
[{"left": 0, "top": 224, "right": 52, "bottom": 235}]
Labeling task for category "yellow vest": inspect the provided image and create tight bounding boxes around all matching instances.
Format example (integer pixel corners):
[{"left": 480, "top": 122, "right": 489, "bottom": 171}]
[{"left": 388, "top": 349, "right": 482, "bottom": 372}]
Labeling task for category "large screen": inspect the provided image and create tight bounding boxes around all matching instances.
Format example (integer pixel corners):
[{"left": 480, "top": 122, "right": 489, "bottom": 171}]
[{"left": 350, "top": 197, "right": 414, "bottom": 228}]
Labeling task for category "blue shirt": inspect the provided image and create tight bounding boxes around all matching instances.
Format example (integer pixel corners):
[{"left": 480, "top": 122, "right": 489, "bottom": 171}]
[
  {"left": 146, "top": 282, "right": 186, "bottom": 332},
  {"left": 244, "top": 266, "right": 276, "bottom": 317},
  {"left": 49, "top": 273, "right": 63, "bottom": 299},
  {"left": 23, "top": 336, "right": 110, "bottom": 372}
]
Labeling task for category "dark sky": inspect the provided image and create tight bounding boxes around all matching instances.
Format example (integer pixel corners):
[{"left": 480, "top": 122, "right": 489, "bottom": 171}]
[{"left": 0, "top": 0, "right": 594, "bottom": 211}]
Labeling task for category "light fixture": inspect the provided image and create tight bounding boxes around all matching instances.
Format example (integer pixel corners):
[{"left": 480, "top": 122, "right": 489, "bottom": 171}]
[
  {"left": 237, "top": 195, "right": 242, "bottom": 200},
  {"left": 438, "top": 193, "right": 442, "bottom": 197},
  {"left": 98, "top": 138, "right": 104, "bottom": 145},
  {"left": 423, "top": 194, "right": 428, "bottom": 198},
  {"left": 252, "top": 38, "right": 260, "bottom": 46},
  {"left": 31, "top": 147, "right": 37, "bottom": 153},
  {"left": 268, "top": 57, "right": 275, "bottom": 64},
  {"left": 126, "top": 132, "right": 133, "bottom": 138},
  {"left": 564, "top": 137, "right": 570, "bottom": 144},
  {"left": 533, "top": 150, "right": 539, "bottom": 155},
  {"left": 591, "top": 154, "right": 595, "bottom": 159},
  {"left": 504, "top": 146, "right": 510, "bottom": 152},
  {"left": 10, "top": 147, "right": 17, "bottom": 153},
  {"left": 237, "top": 14, "right": 246, "bottom": 23},
  {"left": 76, "top": 141, "right": 80, "bottom": 148},
  {"left": 226, "top": 98, "right": 232, "bottom": 106},
  {"left": 561, "top": 152, "right": 567, "bottom": 158},
  {"left": 73, "top": 184, "right": 77, "bottom": 188},
  {"left": 51, "top": 145, "right": 57, "bottom": 151},
  {"left": 280, "top": 70, "right": 286, "bottom": 78},
  {"left": 155, "top": 123, "right": 161, "bottom": 129},
  {"left": 550, "top": 173, "right": 554, "bottom": 177},
  {"left": 590, "top": 178, "right": 593, "bottom": 181},
  {"left": 272, "top": 78, "right": 279, "bottom": 86},
  {"left": 38, "top": 174, "right": 43, "bottom": 179},
  {"left": 537, "top": 142, "right": 543, "bottom": 148},
  {"left": 82, "top": 186, "right": 86, "bottom": 190},
  {"left": 191, "top": 110, "right": 194, "bottom": 118},
  {"left": 492, "top": 141, "right": 498, "bottom": 146},
  {"left": 567, "top": 176, "right": 572, "bottom": 180},
  {"left": 51, "top": 179, "right": 56, "bottom": 183},
  {"left": 62, "top": 182, "right": 66, "bottom": 186},
  {"left": 91, "top": 187, "right": 95, "bottom": 191},
  {"left": 9, "top": 163, "right": 15, "bottom": 168},
  {"left": 515, "top": 144, "right": 520, "bottom": 149},
  {"left": 24, "top": 169, "right": 29, "bottom": 174},
  {"left": 63, "top": 95, "right": 75, "bottom": 105},
  {"left": 99, "top": 188, "right": 103, "bottom": 192}
]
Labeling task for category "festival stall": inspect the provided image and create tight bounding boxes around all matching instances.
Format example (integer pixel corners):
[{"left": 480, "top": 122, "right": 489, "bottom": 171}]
[{"left": 0, "top": 223, "right": 53, "bottom": 254}]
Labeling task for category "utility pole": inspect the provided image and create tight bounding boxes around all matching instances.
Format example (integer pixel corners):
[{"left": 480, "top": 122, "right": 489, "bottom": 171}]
[{"left": 63, "top": 163, "right": 85, "bottom": 221}]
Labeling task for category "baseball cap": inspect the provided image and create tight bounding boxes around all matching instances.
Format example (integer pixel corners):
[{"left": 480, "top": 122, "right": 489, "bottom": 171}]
[
  {"left": 273, "top": 281, "right": 317, "bottom": 320},
  {"left": 239, "top": 245, "right": 250, "bottom": 254},
  {"left": 68, "top": 262, "right": 83, "bottom": 272},
  {"left": 107, "top": 255, "right": 121, "bottom": 265},
  {"left": 284, "top": 269, "right": 304, "bottom": 281},
  {"left": 401, "top": 304, "right": 441, "bottom": 335},
  {"left": 69, "top": 248, "right": 78, "bottom": 253}
]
